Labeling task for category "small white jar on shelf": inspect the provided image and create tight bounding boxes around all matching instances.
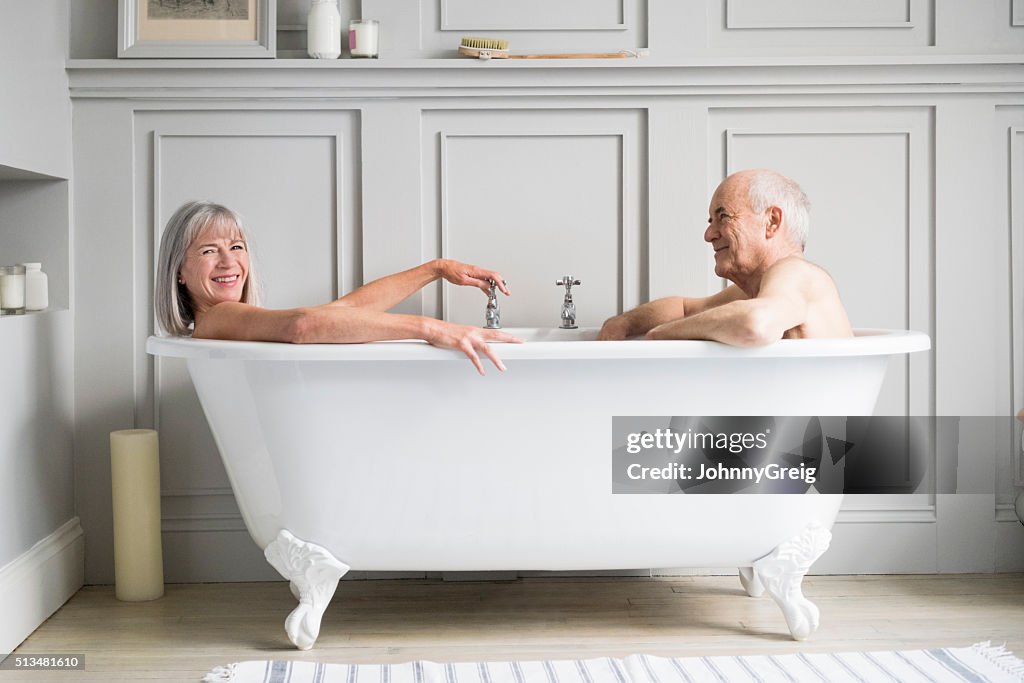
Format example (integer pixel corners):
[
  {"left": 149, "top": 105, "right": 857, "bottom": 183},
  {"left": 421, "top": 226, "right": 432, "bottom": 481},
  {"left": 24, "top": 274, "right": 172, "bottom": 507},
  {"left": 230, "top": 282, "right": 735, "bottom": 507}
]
[
  {"left": 307, "top": 0, "right": 342, "bottom": 59},
  {"left": 21, "top": 262, "right": 48, "bottom": 311}
]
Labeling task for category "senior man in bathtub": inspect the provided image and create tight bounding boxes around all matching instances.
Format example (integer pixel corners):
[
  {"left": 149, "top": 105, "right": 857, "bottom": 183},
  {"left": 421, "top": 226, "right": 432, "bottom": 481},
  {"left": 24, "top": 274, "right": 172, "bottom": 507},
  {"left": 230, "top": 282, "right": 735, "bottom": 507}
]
[
  {"left": 599, "top": 169, "right": 852, "bottom": 345},
  {"left": 155, "top": 200, "right": 520, "bottom": 375}
]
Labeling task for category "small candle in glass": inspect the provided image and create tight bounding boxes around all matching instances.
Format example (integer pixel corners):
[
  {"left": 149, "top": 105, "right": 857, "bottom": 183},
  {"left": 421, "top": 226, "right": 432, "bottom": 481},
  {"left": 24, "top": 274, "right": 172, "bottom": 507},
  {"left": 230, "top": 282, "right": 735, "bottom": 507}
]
[
  {"left": 349, "top": 19, "right": 379, "bottom": 58},
  {"left": 0, "top": 265, "right": 26, "bottom": 315}
]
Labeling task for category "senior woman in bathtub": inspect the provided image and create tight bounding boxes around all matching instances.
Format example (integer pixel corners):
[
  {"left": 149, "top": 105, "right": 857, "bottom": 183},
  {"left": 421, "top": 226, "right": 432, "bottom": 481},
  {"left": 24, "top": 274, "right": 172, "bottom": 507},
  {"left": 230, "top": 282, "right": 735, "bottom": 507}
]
[{"left": 155, "top": 200, "right": 520, "bottom": 375}]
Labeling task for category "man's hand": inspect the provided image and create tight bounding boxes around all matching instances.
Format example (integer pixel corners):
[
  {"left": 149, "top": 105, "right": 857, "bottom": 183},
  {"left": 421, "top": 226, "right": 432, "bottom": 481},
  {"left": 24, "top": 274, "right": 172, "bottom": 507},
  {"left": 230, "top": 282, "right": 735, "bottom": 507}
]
[
  {"left": 596, "top": 297, "right": 690, "bottom": 341},
  {"left": 597, "top": 315, "right": 631, "bottom": 341}
]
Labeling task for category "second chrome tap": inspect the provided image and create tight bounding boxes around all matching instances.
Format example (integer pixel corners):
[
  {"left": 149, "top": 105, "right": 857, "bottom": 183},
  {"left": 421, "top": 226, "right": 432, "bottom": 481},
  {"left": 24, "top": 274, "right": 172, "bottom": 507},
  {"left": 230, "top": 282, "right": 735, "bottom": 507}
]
[{"left": 555, "top": 276, "right": 581, "bottom": 329}]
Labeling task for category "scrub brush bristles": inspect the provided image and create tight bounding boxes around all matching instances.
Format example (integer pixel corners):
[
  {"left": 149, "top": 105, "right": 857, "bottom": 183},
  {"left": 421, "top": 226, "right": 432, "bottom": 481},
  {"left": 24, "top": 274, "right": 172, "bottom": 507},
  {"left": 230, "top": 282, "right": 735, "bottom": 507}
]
[
  {"left": 458, "top": 36, "right": 510, "bottom": 59},
  {"left": 460, "top": 37, "right": 509, "bottom": 51}
]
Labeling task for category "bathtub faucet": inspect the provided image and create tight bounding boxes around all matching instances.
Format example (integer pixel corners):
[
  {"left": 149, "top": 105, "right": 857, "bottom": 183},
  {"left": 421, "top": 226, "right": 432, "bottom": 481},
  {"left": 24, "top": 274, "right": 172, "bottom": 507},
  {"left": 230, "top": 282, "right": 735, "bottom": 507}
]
[
  {"left": 484, "top": 278, "right": 503, "bottom": 329},
  {"left": 555, "top": 276, "right": 581, "bottom": 329}
]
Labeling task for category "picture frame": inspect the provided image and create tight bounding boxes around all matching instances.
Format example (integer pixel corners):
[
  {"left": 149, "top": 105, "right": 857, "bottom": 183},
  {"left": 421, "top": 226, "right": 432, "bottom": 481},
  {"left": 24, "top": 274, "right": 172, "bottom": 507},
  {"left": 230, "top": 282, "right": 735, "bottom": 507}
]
[{"left": 118, "top": 0, "right": 276, "bottom": 58}]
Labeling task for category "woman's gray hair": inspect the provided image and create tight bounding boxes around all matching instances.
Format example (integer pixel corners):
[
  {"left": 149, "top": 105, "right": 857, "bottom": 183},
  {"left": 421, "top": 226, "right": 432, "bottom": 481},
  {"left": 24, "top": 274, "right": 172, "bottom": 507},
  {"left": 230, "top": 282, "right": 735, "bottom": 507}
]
[
  {"left": 746, "top": 170, "right": 811, "bottom": 250},
  {"left": 154, "top": 200, "right": 261, "bottom": 336}
]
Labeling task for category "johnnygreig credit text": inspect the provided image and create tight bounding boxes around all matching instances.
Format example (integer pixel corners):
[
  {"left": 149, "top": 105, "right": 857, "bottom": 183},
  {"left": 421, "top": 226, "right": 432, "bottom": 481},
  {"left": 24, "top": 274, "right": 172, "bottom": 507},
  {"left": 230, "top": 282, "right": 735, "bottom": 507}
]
[{"left": 624, "top": 428, "right": 818, "bottom": 484}]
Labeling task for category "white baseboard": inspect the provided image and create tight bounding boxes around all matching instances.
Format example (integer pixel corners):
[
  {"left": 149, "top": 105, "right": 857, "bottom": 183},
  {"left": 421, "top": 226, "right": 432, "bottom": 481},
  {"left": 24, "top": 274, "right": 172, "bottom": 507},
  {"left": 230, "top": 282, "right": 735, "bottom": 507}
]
[{"left": 0, "top": 518, "right": 84, "bottom": 655}]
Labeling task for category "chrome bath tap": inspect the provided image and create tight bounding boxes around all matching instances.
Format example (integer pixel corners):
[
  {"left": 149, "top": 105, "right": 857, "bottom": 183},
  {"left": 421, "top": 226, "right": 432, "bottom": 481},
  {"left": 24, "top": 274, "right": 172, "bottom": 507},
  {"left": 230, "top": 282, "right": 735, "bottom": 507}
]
[
  {"left": 555, "top": 276, "right": 581, "bottom": 329},
  {"left": 484, "top": 278, "right": 503, "bottom": 329}
]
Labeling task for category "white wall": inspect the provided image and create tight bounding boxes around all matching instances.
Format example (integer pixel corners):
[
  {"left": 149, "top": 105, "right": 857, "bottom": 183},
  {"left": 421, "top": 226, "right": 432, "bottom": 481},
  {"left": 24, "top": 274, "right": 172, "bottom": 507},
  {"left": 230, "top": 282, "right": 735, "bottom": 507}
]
[
  {"left": 66, "top": 1, "right": 1024, "bottom": 584},
  {"left": 0, "top": 0, "right": 81, "bottom": 654},
  {"left": 0, "top": 0, "right": 75, "bottom": 570},
  {"left": 1, "top": 0, "right": 73, "bottom": 178}
]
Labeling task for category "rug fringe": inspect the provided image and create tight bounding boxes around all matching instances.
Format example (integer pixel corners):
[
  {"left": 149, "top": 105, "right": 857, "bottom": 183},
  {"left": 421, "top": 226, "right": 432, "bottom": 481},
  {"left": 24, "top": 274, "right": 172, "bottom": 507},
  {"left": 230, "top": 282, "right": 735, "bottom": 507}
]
[
  {"left": 971, "top": 641, "right": 1024, "bottom": 679},
  {"left": 202, "top": 662, "right": 238, "bottom": 682}
]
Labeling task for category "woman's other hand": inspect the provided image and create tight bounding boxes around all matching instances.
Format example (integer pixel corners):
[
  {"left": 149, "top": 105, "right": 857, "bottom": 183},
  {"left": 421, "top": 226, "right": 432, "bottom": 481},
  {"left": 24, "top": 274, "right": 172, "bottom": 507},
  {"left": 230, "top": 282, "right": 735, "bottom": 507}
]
[
  {"left": 436, "top": 259, "right": 511, "bottom": 296},
  {"left": 425, "top": 320, "right": 522, "bottom": 375}
]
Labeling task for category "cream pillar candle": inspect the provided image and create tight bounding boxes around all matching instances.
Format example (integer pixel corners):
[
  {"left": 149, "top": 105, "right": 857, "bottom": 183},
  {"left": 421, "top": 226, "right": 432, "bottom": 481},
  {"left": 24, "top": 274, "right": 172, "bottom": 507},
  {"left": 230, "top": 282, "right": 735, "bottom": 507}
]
[
  {"left": 0, "top": 265, "right": 26, "bottom": 314},
  {"left": 110, "top": 429, "right": 164, "bottom": 601}
]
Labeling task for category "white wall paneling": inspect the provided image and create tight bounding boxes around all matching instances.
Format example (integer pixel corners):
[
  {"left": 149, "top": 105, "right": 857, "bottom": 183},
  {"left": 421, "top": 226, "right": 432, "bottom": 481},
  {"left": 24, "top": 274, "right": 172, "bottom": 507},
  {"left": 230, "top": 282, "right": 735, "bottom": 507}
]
[
  {"left": 69, "top": 0, "right": 1024, "bottom": 59},
  {"left": 648, "top": 104, "right": 710, "bottom": 300},
  {"left": 1009, "top": 121, "right": 1024, "bottom": 476},
  {"left": 440, "top": 0, "right": 627, "bottom": 31},
  {"left": 710, "top": 106, "right": 934, "bottom": 418},
  {"left": 996, "top": 107, "right": 1024, "bottom": 570},
  {"left": 712, "top": 0, "right": 934, "bottom": 49},
  {"left": 0, "top": 0, "right": 78, "bottom": 650},
  {"left": 360, "top": 102, "right": 430, "bottom": 316},
  {"left": 726, "top": 0, "right": 913, "bottom": 29},
  {"left": 373, "top": 0, "right": 648, "bottom": 59},
  {"left": 421, "top": 108, "right": 646, "bottom": 328},
  {"left": 708, "top": 106, "right": 940, "bottom": 573},
  {"left": 138, "top": 110, "right": 359, "bottom": 582},
  {"left": 66, "top": 58, "right": 1024, "bottom": 581}
]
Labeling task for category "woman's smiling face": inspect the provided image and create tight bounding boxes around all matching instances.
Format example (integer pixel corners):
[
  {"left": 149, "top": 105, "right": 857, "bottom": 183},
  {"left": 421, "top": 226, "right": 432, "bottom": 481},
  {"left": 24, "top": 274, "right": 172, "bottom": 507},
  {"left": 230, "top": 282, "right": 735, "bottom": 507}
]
[{"left": 178, "top": 217, "right": 250, "bottom": 316}]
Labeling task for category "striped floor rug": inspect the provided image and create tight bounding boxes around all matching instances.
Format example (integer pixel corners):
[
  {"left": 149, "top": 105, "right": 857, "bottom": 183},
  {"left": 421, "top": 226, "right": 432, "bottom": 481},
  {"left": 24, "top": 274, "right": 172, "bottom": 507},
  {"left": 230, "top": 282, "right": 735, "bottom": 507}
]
[{"left": 203, "top": 642, "right": 1024, "bottom": 683}]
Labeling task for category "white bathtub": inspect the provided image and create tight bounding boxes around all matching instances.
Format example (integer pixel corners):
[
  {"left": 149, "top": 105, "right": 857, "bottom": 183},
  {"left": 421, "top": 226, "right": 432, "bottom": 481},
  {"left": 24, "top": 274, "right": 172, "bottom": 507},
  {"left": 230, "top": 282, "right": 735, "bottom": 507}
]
[{"left": 146, "top": 327, "right": 929, "bottom": 650}]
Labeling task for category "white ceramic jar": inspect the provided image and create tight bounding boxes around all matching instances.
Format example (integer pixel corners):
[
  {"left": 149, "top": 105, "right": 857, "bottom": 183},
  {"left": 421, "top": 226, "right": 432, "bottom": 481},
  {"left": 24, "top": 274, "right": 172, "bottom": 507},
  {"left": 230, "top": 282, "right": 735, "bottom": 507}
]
[
  {"left": 21, "top": 262, "right": 48, "bottom": 311},
  {"left": 307, "top": 0, "right": 342, "bottom": 59}
]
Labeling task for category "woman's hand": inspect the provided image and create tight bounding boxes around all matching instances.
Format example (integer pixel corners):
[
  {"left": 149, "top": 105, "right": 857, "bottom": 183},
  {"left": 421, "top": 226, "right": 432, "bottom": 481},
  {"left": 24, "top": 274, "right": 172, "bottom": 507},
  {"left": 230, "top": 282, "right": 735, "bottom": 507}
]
[
  {"left": 425, "top": 320, "right": 522, "bottom": 375},
  {"left": 436, "top": 259, "right": 511, "bottom": 296}
]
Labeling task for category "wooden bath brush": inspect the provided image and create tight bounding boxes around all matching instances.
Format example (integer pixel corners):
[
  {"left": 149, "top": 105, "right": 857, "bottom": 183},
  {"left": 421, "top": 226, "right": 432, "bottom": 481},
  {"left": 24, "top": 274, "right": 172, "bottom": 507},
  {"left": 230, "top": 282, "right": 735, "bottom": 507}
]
[{"left": 458, "top": 37, "right": 647, "bottom": 60}]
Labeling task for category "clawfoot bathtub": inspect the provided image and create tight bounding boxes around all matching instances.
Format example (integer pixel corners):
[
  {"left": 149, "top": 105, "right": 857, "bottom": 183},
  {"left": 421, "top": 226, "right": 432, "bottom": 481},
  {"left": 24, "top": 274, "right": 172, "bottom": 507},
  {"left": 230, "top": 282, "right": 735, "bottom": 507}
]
[{"left": 147, "top": 328, "right": 929, "bottom": 649}]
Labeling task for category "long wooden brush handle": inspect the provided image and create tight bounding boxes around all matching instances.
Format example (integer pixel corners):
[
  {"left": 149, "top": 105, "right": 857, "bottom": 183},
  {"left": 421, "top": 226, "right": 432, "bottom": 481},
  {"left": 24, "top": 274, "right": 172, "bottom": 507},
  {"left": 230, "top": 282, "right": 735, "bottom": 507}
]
[{"left": 508, "top": 52, "right": 630, "bottom": 59}]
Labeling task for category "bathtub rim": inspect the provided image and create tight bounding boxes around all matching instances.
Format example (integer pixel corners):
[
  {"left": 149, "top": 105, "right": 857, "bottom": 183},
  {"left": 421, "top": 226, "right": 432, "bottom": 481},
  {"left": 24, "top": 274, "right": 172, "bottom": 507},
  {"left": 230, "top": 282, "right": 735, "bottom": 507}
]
[{"left": 146, "top": 327, "right": 929, "bottom": 361}]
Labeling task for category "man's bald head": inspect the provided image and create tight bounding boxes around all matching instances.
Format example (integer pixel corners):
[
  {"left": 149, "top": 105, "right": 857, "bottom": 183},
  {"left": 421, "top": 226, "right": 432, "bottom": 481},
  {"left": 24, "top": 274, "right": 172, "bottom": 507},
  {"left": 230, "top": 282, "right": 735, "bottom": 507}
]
[{"left": 723, "top": 169, "right": 811, "bottom": 250}]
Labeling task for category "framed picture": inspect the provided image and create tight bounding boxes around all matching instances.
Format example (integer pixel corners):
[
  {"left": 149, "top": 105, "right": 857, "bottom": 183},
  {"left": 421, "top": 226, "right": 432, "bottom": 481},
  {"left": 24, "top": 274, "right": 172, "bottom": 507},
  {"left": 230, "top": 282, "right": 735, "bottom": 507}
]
[{"left": 118, "top": 0, "right": 276, "bottom": 58}]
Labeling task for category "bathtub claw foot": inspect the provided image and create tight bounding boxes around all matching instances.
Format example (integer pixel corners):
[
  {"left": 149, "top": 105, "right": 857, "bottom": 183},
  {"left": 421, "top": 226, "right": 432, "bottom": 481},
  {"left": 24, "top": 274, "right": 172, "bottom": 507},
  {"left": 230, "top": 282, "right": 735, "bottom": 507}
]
[
  {"left": 738, "top": 566, "right": 765, "bottom": 597},
  {"left": 751, "top": 521, "right": 831, "bottom": 641},
  {"left": 264, "top": 529, "right": 350, "bottom": 650}
]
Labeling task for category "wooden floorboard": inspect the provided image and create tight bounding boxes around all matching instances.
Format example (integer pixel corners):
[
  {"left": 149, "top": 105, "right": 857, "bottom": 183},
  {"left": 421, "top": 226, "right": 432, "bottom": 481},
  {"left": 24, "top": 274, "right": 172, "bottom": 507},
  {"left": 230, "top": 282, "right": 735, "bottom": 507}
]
[{"left": 5, "top": 574, "right": 1024, "bottom": 682}]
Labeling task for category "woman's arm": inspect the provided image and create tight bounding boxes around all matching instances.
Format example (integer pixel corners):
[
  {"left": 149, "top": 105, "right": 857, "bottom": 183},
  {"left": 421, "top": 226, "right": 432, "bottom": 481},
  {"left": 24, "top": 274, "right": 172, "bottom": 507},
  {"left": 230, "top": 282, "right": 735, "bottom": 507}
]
[
  {"left": 193, "top": 302, "right": 520, "bottom": 375},
  {"left": 332, "top": 259, "right": 510, "bottom": 311}
]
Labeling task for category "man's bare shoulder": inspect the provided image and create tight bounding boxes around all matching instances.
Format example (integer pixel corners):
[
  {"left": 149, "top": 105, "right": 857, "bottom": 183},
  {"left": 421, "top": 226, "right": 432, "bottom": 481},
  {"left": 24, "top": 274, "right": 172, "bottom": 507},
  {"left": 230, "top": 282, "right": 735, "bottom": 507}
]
[{"left": 763, "top": 256, "right": 840, "bottom": 291}]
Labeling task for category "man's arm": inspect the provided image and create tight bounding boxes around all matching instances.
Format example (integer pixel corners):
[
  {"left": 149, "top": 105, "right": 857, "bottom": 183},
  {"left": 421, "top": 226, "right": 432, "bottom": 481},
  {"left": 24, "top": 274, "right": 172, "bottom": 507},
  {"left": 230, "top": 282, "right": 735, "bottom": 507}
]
[
  {"left": 597, "top": 285, "right": 747, "bottom": 340},
  {"left": 646, "top": 262, "right": 808, "bottom": 346}
]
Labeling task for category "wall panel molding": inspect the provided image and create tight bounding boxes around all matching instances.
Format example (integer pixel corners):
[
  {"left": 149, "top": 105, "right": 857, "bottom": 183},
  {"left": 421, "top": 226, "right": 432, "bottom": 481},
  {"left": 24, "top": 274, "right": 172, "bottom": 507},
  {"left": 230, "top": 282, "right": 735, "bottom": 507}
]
[
  {"left": 409, "top": 0, "right": 646, "bottom": 58},
  {"left": 66, "top": 59, "right": 1024, "bottom": 100},
  {"left": 713, "top": 108, "right": 934, "bottom": 422},
  {"left": 422, "top": 108, "right": 646, "bottom": 327},
  {"left": 712, "top": 0, "right": 934, "bottom": 48},
  {"left": 836, "top": 505, "right": 937, "bottom": 524},
  {"left": 725, "top": 0, "right": 913, "bottom": 30},
  {"left": 126, "top": 113, "right": 360, "bottom": 575},
  {"left": 1010, "top": 125, "right": 1024, "bottom": 486},
  {"left": 439, "top": 0, "right": 629, "bottom": 31}
]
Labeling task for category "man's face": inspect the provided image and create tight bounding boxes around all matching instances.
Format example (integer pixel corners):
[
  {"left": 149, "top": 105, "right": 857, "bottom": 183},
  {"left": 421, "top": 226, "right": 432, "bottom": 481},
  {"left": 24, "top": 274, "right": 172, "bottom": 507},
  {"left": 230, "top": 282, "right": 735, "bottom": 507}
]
[{"left": 703, "top": 176, "right": 769, "bottom": 281}]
